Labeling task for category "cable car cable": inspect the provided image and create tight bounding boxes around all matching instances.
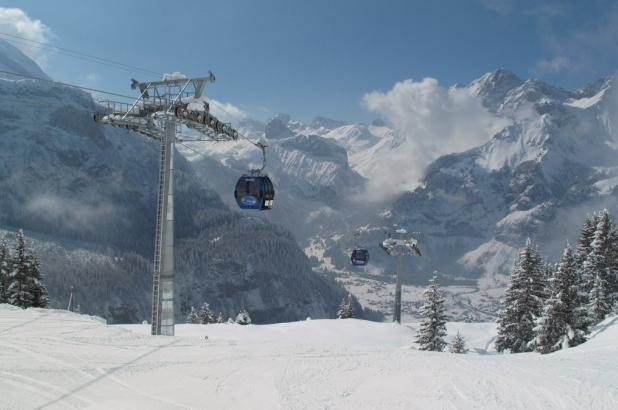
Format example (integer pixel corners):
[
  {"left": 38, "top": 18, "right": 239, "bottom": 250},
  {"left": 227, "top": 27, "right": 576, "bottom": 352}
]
[
  {"left": 0, "top": 31, "right": 163, "bottom": 77},
  {"left": 0, "top": 69, "right": 136, "bottom": 100}
]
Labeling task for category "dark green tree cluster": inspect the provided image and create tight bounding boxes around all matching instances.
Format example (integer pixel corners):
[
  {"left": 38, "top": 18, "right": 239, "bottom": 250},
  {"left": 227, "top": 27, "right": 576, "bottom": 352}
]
[
  {"left": 0, "top": 230, "right": 48, "bottom": 309},
  {"left": 495, "top": 239, "right": 547, "bottom": 353},
  {"left": 496, "top": 209, "right": 618, "bottom": 354}
]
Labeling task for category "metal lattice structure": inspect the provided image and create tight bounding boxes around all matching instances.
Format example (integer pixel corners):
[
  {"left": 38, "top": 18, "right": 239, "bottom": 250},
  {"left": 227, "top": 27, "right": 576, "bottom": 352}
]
[
  {"left": 94, "top": 73, "right": 239, "bottom": 335},
  {"left": 379, "top": 228, "right": 421, "bottom": 324}
]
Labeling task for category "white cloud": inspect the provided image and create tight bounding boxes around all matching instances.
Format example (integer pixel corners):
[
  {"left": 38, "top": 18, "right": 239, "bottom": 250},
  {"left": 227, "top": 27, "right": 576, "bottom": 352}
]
[
  {"left": 534, "top": 56, "right": 570, "bottom": 74},
  {"left": 362, "top": 77, "right": 510, "bottom": 198},
  {"left": 0, "top": 8, "right": 52, "bottom": 65},
  {"left": 209, "top": 99, "right": 247, "bottom": 124},
  {"left": 162, "top": 71, "right": 187, "bottom": 81},
  {"left": 25, "top": 195, "right": 120, "bottom": 233}
]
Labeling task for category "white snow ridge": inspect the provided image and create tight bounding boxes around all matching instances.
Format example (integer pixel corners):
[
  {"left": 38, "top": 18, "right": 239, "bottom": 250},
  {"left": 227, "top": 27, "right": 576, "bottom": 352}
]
[{"left": 1, "top": 305, "right": 617, "bottom": 409}]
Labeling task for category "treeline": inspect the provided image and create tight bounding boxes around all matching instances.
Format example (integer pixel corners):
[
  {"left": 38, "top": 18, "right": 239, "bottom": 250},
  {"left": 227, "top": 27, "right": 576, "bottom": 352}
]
[
  {"left": 0, "top": 230, "right": 48, "bottom": 308},
  {"left": 496, "top": 209, "right": 618, "bottom": 354},
  {"left": 185, "top": 302, "right": 252, "bottom": 325}
]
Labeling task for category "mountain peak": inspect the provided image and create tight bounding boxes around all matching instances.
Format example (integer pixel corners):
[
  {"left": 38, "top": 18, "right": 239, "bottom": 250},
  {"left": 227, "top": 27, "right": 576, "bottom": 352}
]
[
  {"left": 468, "top": 68, "right": 525, "bottom": 110},
  {"left": 310, "top": 116, "right": 348, "bottom": 130},
  {"left": 265, "top": 115, "right": 295, "bottom": 140},
  {"left": 478, "top": 68, "right": 524, "bottom": 89},
  {"left": 0, "top": 38, "right": 50, "bottom": 81}
]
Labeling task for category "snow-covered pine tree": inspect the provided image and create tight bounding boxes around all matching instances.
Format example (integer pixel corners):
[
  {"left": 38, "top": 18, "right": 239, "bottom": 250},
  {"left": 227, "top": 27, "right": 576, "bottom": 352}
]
[
  {"left": 6, "top": 230, "right": 34, "bottom": 308},
  {"left": 29, "top": 253, "right": 48, "bottom": 308},
  {"left": 416, "top": 273, "right": 448, "bottom": 352},
  {"left": 186, "top": 306, "right": 199, "bottom": 324},
  {"left": 533, "top": 246, "right": 588, "bottom": 354},
  {"left": 582, "top": 210, "right": 615, "bottom": 321},
  {"left": 235, "top": 309, "right": 251, "bottom": 325},
  {"left": 575, "top": 214, "right": 598, "bottom": 271},
  {"left": 199, "top": 302, "right": 213, "bottom": 324},
  {"left": 216, "top": 312, "right": 224, "bottom": 323},
  {"left": 606, "top": 217, "right": 618, "bottom": 306},
  {"left": 0, "top": 240, "right": 9, "bottom": 303},
  {"left": 544, "top": 263, "right": 557, "bottom": 296},
  {"left": 589, "top": 273, "right": 611, "bottom": 323},
  {"left": 450, "top": 331, "right": 468, "bottom": 354},
  {"left": 495, "top": 238, "right": 546, "bottom": 353},
  {"left": 337, "top": 294, "right": 355, "bottom": 319}
]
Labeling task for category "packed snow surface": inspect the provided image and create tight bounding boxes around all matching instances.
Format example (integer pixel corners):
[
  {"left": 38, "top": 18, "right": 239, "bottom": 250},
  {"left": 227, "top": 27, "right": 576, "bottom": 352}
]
[{"left": 1, "top": 306, "right": 617, "bottom": 409}]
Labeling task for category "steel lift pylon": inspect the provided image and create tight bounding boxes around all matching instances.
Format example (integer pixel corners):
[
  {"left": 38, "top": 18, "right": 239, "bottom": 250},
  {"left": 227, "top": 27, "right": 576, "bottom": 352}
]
[
  {"left": 94, "top": 73, "right": 239, "bottom": 335},
  {"left": 379, "top": 228, "right": 422, "bottom": 324}
]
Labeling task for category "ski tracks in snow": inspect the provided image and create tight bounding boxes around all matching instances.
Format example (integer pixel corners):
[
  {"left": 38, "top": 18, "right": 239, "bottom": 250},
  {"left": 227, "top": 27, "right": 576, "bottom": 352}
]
[{"left": 0, "top": 310, "right": 191, "bottom": 410}]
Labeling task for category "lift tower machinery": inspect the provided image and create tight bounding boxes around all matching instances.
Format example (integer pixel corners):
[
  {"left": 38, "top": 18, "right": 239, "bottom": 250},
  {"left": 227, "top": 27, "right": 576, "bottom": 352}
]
[
  {"left": 379, "top": 228, "right": 421, "bottom": 324},
  {"left": 94, "top": 72, "right": 240, "bottom": 336}
]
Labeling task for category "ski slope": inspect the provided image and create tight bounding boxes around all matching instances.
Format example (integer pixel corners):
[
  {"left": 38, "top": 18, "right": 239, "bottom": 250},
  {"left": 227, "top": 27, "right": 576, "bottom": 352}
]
[{"left": 0, "top": 305, "right": 616, "bottom": 409}]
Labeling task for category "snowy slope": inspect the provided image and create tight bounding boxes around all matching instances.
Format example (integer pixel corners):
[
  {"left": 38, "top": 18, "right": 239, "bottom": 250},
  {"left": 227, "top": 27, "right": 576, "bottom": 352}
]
[
  {"left": 1, "top": 305, "right": 617, "bottom": 409},
  {"left": 0, "top": 39, "right": 50, "bottom": 80}
]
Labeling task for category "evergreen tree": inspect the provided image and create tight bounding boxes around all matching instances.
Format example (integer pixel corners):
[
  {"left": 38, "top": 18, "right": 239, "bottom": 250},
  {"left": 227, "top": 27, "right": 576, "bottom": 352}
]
[
  {"left": 534, "top": 246, "right": 588, "bottom": 353},
  {"left": 216, "top": 312, "right": 224, "bottom": 324},
  {"left": 589, "top": 273, "right": 611, "bottom": 323},
  {"left": 29, "top": 254, "right": 48, "bottom": 308},
  {"left": 186, "top": 306, "right": 199, "bottom": 324},
  {"left": 575, "top": 214, "right": 598, "bottom": 271},
  {"left": 583, "top": 210, "right": 615, "bottom": 320},
  {"left": 235, "top": 309, "right": 251, "bottom": 325},
  {"left": 495, "top": 238, "right": 546, "bottom": 353},
  {"left": 199, "top": 302, "right": 213, "bottom": 324},
  {"left": 416, "top": 273, "right": 448, "bottom": 352},
  {"left": 450, "top": 331, "right": 468, "bottom": 354},
  {"left": 337, "top": 294, "right": 355, "bottom": 319},
  {"left": 0, "top": 240, "right": 9, "bottom": 303},
  {"left": 606, "top": 219, "right": 618, "bottom": 306},
  {"left": 6, "top": 230, "right": 34, "bottom": 308}
]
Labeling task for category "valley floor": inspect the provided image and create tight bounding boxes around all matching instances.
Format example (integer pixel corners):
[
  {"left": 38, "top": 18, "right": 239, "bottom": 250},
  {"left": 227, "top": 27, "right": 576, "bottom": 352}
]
[{"left": 0, "top": 305, "right": 616, "bottom": 409}]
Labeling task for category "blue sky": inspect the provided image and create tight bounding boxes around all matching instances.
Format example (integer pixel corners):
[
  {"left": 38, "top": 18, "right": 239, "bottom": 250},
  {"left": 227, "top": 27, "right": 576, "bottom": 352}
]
[{"left": 2, "top": 0, "right": 618, "bottom": 122}]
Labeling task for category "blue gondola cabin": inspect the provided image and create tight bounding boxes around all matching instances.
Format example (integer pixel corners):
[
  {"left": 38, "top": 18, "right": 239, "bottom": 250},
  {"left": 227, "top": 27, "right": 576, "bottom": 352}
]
[
  {"left": 234, "top": 175, "right": 275, "bottom": 211},
  {"left": 351, "top": 249, "right": 369, "bottom": 266}
]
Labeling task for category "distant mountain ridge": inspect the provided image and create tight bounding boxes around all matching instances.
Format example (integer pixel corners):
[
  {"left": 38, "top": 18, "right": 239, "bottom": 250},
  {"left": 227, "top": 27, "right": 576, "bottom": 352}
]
[{"left": 186, "top": 68, "right": 618, "bottom": 320}]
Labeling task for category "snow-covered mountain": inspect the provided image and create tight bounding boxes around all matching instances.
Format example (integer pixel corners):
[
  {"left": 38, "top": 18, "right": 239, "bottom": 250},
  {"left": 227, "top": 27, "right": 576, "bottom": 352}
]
[
  {"left": 0, "top": 39, "right": 49, "bottom": 80},
  {"left": 6, "top": 31, "right": 614, "bottom": 322},
  {"left": 182, "top": 113, "right": 368, "bottom": 241},
  {"left": 180, "top": 68, "right": 618, "bottom": 321},
  {"left": 0, "top": 39, "right": 357, "bottom": 324},
  {"left": 325, "top": 69, "right": 618, "bottom": 317}
]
